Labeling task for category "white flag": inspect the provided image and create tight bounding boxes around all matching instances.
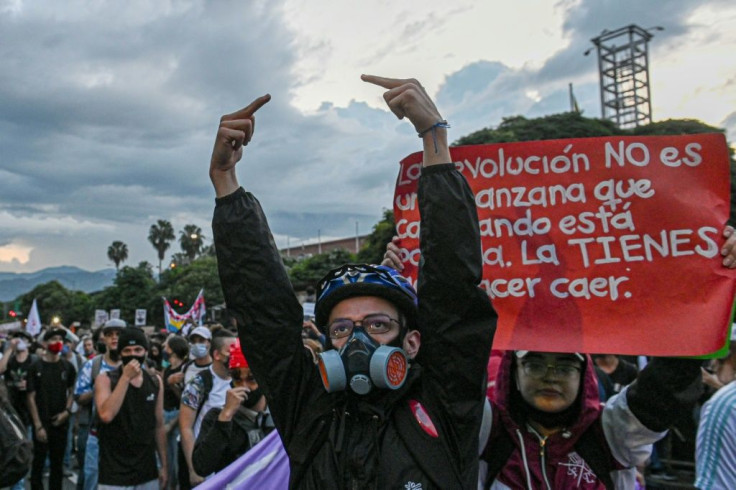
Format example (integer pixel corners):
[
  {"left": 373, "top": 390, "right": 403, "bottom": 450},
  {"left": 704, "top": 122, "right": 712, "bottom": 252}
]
[{"left": 26, "top": 298, "right": 42, "bottom": 336}]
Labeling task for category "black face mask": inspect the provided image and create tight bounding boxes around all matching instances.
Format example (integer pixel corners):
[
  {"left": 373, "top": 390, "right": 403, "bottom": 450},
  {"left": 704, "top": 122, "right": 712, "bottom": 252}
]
[
  {"left": 121, "top": 354, "right": 146, "bottom": 366},
  {"left": 243, "top": 387, "right": 263, "bottom": 408}
]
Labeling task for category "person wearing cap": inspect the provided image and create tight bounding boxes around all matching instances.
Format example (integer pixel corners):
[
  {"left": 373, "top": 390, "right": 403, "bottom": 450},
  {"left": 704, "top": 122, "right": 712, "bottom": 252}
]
[
  {"left": 192, "top": 338, "right": 274, "bottom": 476},
  {"left": 183, "top": 325, "right": 213, "bottom": 384},
  {"left": 209, "top": 76, "right": 496, "bottom": 488},
  {"left": 178, "top": 329, "right": 236, "bottom": 489},
  {"left": 94, "top": 327, "right": 166, "bottom": 490},
  {"left": 27, "top": 327, "right": 77, "bottom": 490},
  {"left": 76, "top": 318, "right": 125, "bottom": 490}
]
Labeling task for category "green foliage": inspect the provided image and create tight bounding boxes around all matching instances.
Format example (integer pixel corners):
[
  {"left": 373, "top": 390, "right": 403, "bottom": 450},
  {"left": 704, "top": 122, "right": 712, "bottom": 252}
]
[
  {"left": 179, "top": 224, "right": 204, "bottom": 263},
  {"left": 629, "top": 119, "right": 725, "bottom": 136},
  {"left": 150, "top": 255, "right": 222, "bottom": 328},
  {"left": 93, "top": 262, "right": 157, "bottom": 325},
  {"left": 18, "top": 281, "right": 93, "bottom": 327},
  {"left": 148, "top": 219, "right": 175, "bottom": 276},
  {"left": 356, "top": 209, "right": 396, "bottom": 264},
  {"left": 107, "top": 240, "right": 129, "bottom": 271},
  {"left": 454, "top": 112, "right": 620, "bottom": 146},
  {"left": 289, "top": 249, "right": 356, "bottom": 291}
]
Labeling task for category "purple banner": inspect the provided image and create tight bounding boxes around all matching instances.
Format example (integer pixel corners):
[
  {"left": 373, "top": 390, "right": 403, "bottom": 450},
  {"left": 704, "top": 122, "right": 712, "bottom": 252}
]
[{"left": 197, "top": 430, "right": 290, "bottom": 489}]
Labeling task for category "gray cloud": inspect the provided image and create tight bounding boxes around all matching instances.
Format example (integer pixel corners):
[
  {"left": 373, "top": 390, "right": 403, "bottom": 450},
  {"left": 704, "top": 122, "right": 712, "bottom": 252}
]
[{"left": 0, "top": 0, "right": 732, "bottom": 273}]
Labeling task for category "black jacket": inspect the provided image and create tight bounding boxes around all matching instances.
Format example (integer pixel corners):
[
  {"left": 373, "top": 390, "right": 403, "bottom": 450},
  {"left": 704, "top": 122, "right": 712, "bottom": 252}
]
[
  {"left": 192, "top": 405, "right": 275, "bottom": 476},
  {"left": 213, "top": 164, "right": 496, "bottom": 489}
]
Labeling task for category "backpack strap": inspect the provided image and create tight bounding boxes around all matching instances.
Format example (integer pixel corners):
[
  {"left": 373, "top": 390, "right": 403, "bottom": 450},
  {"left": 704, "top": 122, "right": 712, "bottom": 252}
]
[
  {"left": 181, "top": 359, "right": 194, "bottom": 380},
  {"left": 193, "top": 369, "right": 214, "bottom": 422},
  {"left": 91, "top": 355, "right": 104, "bottom": 382}
]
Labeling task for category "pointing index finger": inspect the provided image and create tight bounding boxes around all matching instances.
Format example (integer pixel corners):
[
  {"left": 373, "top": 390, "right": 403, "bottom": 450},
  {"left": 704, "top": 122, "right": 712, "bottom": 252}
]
[
  {"left": 222, "top": 94, "right": 271, "bottom": 121},
  {"left": 361, "top": 74, "right": 406, "bottom": 90}
]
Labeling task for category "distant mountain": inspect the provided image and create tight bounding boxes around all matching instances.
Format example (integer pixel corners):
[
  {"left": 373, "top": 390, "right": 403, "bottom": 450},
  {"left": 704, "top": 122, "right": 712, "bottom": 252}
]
[{"left": 0, "top": 266, "right": 116, "bottom": 301}]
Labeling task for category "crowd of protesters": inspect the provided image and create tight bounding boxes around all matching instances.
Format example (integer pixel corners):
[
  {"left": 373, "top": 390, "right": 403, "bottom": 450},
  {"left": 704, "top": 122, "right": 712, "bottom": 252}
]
[
  {"left": 3, "top": 74, "right": 736, "bottom": 490},
  {"left": 0, "top": 319, "right": 275, "bottom": 490},
  {"left": 3, "top": 317, "right": 736, "bottom": 489}
]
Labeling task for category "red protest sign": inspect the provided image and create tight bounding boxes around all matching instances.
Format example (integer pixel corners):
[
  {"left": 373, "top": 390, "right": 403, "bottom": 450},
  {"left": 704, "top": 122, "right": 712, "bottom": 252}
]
[{"left": 393, "top": 134, "right": 736, "bottom": 356}]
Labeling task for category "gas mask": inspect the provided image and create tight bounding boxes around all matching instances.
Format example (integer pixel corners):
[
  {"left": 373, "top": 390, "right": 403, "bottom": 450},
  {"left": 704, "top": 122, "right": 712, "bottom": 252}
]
[{"left": 317, "top": 328, "right": 409, "bottom": 395}]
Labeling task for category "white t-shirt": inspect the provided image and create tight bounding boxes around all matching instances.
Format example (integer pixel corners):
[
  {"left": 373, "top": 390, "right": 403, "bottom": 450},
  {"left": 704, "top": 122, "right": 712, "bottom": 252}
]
[{"left": 181, "top": 365, "right": 230, "bottom": 438}]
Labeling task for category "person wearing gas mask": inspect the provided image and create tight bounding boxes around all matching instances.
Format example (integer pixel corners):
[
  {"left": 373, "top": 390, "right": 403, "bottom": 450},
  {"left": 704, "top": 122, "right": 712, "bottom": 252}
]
[
  {"left": 27, "top": 328, "right": 77, "bottom": 490},
  {"left": 75, "top": 318, "right": 125, "bottom": 490},
  {"left": 192, "top": 338, "right": 274, "bottom": 476},
  {"left": 209, "top": 75, "right": 496, "bottom": 488},
  {"left": 95, "top": 326, "right": 166, "bottom": 490}
]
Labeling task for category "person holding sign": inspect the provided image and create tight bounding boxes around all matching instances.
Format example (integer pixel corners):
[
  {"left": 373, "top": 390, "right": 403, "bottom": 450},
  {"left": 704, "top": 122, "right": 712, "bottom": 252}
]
[{"left": 208, "top": 76, "right": 496, "bottom": 488}]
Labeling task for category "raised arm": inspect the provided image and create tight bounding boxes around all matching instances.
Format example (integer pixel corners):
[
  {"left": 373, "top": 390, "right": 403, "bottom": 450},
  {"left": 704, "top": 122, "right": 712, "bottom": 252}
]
[
  {"left": 365, "top": 75, "right": 496, "bottom": 487},
  {"left": 361, "top": 75, "right": 450, "bottom": 167},
  {"left": 209, "top": 94, "right": 271, "bottom": 197},
  {"left": 209, "top": 95, "right": 319, "bottom": 449}
]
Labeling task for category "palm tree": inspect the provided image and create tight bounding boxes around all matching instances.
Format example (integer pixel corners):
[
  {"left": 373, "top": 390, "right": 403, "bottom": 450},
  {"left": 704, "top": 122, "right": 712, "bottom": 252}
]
[
  {"left": 107, "top": 241, "right": 128, "bottom": 271},
  {"left": 179, "top": 224, "right": 204, "bottom": 263},
  {"left": 148, "top": 220, "right": 175, "bottom": 277}
]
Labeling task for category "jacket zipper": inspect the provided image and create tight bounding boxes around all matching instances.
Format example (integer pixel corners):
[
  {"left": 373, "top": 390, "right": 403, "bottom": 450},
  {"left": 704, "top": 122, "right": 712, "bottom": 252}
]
[{"left": 539, "top": 435, "right": 552, "bottom": 490}]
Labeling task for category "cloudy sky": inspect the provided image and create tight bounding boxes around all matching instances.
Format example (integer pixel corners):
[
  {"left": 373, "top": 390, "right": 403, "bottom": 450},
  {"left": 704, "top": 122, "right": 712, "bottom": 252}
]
[{"left": 1, "top": 0, "right": 735, "bottom": 273}]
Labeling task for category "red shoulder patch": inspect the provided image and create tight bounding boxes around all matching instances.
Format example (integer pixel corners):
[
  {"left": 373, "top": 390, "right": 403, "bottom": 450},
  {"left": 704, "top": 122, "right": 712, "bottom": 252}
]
[{"left": 409, "top": 399, "right": 438, "bottom": 438}]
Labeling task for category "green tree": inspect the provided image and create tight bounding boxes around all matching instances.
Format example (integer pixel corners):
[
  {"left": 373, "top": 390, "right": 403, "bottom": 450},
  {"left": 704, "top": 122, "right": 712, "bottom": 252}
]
[
  {"left": 454, "top": 112, "right": 620, "bottom": 146},
  {"left": 288, "top": 249, "right": 356, "bottom": 291},
  {"left": 169, "top": 252, "right": 189, "bottom": 270},
  {"left": 154, "top": 255, "right": 222, "bottom": 327},
  {"left": 107, "top": 240, "right": 129, "bottom": 271},
  {"left": 18, "top": 281, "right": 93, "bottom": 326},
  {"left": 179, "top": 225, "right": 204, "bottom": 263},
  {"left": 148, "top": 219, "right": 175, "bottom": 277},
  {"left": 357, "top": 209, "right": 396, "bottom": 264},
  {"left": 94, "top": 262, "right": 157, "bottom": 325}
]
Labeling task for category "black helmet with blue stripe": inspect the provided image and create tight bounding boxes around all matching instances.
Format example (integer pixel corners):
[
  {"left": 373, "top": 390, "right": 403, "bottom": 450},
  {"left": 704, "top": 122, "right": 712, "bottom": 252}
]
[{"left": 315, "top": 264, "right": 418, "bottom": 332}]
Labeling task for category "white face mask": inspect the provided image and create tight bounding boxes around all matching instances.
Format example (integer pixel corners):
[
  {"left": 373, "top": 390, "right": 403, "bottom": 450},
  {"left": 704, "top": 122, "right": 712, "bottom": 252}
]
[
  {"left": 190, "top": 343, "right": 209, "bottom": 359},
  {"left": 16, "top": 340, "right": 28, "bottom": 352}
]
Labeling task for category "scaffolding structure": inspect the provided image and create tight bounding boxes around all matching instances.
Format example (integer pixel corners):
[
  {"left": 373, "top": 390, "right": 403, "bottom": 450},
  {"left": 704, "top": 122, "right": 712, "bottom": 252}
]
[{"left": 589, "top": 25, "right": 658, "bottom": 129}]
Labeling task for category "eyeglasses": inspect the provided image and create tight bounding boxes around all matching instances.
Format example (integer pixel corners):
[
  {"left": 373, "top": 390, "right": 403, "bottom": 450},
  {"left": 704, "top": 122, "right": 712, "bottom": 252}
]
[
  {"left": 327, "top": 314, "right": 400, "bottom": 339},
  {"left": 520, "top": 361, "right": 582, "bottom": 379}
]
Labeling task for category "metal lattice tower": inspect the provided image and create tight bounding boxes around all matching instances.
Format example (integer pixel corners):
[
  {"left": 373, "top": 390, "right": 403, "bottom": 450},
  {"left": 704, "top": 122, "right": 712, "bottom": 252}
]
[{"left": 588, "top": 25, "right": 660, "bottom": 129}]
